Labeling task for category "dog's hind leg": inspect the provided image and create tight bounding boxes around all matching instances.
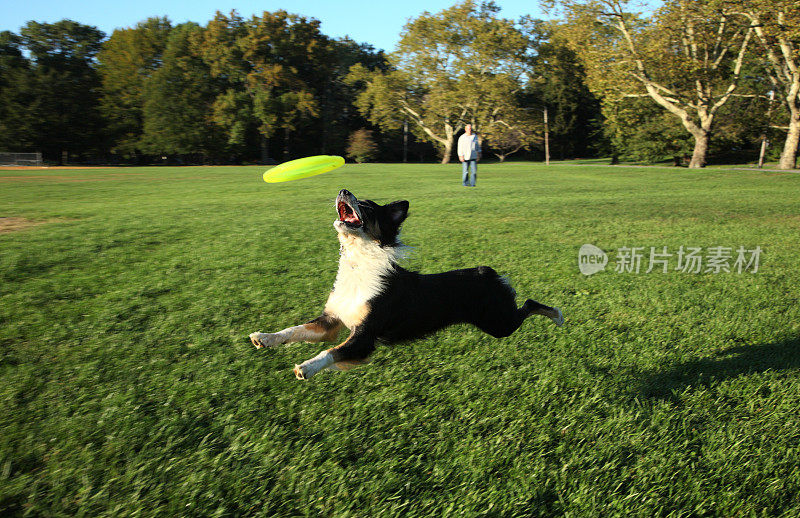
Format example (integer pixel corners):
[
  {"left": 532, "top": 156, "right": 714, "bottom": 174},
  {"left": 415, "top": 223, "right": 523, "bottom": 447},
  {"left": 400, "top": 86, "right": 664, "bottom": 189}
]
[
  {"left": 294, "top": 327, "right": 376, "bottom": 380},
  {"left": 475, "top": 299, "right": 563, "bottom": 338},
  {"left": 523, "top": 300, "right": 564, "bottom": 326},
  {"left": 250, "top": 314, "right": 342, "bottom": 348}
]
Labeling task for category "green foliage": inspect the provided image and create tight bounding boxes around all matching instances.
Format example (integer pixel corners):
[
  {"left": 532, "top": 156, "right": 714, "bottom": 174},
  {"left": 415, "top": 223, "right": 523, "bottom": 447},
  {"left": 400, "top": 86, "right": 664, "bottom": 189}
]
[
  {"left": 186, "top": 10, "right": 387, "bottom": 163},
  {"left": 2, "top": 2, "right": 788, "bottom": 166},
  {"left": 731, "top": 0, "right": 800, "bottom": 169},
  {"left": 20, "top": 20, "right": 105, "bottom": 68},
  {"left": 348, "top": 0, "right": 537, "bottom": 163},
  {"left": 97, "top": 17, "right": 172, "bottom": 156},
  {"left": 603, "top": 90, "right": 772, "bottom": 164},
  {"left": 603, "top": 98, "right": 694, "bottom": 163},
  {"left": 0, "top": 31, "right": 35, "bottom": 152},
  {"left": 346, "top": 63, "right": 407, "bottom": 133},
  {"left": 322, "top": 38, "right": 389, "bottom": 155},
  {"left": 0, "top": 12, "right": 388, "bottom": 164},
  {"left": 210, "top": 89, "right": 253, "bottom": 148},
  {"left": 346, "top": 128, "right": 379, "bottom": 163},
  {"left": 1, "top": 164, "right": 800, "bottom": 515},
  {"left": 483, "top": 125, "right": 532, "bottom": 161},
  {"left": 0, "top": 21, "right": 106, "bottom": 161},
  {"left": 550, "top": 0, "right": 756, "bottom": 167},
  {"left": 140, "top": 23, "right": 225, "bottom": 157},
  {"left": 528, "top": 23, "right": 606, "bottom": 158},
  {"left": 0, "top": 30, "right": 25, "bottom": 73},
  {"left": 196, "top": 10, "right": 329, "bottom": 160}
]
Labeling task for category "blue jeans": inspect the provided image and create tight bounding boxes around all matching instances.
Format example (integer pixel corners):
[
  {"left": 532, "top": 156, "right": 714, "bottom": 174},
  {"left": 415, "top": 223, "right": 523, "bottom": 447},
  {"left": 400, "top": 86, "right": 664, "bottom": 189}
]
[{"left": 462, "top": 159, "right": 477, "bottom": 186}]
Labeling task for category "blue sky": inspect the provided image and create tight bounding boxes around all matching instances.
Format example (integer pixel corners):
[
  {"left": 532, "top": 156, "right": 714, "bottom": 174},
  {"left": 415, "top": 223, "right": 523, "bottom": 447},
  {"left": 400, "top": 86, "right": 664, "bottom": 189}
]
[{"left": 1, "top": 0, "right": 549, "bottom": 53}]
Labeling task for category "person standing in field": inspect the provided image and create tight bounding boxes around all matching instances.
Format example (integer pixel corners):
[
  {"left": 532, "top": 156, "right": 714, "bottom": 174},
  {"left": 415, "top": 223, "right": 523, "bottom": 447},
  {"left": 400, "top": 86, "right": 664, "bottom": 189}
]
[{"left": 458, "top": 124, "right": 481, "bottom": 187}]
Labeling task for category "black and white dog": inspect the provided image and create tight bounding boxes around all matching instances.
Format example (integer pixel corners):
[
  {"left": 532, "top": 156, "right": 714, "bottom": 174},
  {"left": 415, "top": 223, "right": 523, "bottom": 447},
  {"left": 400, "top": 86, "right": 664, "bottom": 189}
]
[{"left": 250, "top": 189, "right": 563, "bottom": 380}]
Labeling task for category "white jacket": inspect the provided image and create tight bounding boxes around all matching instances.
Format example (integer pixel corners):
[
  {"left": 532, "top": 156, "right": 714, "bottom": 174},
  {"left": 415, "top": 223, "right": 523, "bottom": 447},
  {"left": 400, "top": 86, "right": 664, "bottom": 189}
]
[{"left": 457, "top": 133, "right": 481, "bottom": 160}]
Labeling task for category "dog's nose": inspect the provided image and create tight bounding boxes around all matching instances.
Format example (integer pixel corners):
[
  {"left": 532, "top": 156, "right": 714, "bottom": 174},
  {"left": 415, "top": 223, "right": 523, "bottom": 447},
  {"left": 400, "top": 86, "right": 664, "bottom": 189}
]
[{"left": 339, "top": 189, "right": 351, "bottom": 197}]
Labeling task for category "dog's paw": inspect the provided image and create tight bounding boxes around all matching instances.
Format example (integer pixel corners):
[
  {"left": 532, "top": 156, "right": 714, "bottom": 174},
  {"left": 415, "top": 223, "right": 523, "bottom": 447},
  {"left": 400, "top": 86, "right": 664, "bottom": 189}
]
[
  {"left": 249, "top": 332, "right": 279, "bottom": 348},
  {"left": 292, "top": 350, "right": 334, "bottom": 380},
  {"left": 551, "top": 307, "right": 564, "bottom": 327}
]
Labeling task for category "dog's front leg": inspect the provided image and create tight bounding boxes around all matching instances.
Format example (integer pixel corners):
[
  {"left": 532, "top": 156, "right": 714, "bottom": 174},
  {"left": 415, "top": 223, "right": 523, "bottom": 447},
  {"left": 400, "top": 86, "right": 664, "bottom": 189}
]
[
  {"left": 249, "top": 314, "right": 342, "bottom": 348},
  {"left": 293, "top": 327, "right": 376, "bottom": 380}
]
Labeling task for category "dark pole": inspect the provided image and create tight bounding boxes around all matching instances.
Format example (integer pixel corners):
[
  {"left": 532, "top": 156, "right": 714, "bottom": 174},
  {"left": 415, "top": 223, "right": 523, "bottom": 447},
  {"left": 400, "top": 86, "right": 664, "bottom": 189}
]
[{"left": 403, "top": 120, "right": 408, "bottom": 163}]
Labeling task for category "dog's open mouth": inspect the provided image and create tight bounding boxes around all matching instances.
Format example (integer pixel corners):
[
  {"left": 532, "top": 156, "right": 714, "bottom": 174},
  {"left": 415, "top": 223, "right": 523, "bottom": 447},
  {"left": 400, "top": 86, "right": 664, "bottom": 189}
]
[{"left": 338, "top": 200, "right": 362, "bottom": 228}]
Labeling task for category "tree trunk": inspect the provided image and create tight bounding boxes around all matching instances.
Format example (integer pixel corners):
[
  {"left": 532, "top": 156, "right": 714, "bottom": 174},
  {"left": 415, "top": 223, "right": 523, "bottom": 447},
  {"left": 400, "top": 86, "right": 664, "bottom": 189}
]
[
  {"left": 440, "top": 124, "right": 455, "bottom": 164},
  {"left": 779, "top": 108, "right": 800, "bottom": 170},
  {"left": 688, "top": 130, "right": 709, "bottom": 168},
  {"left": 260, "top": 136, "right": 270, "bottom": 164},
  {"left": 403, "top": 120, "right": 408, "bottom": 163},
  {"left": 675, "top": 111, "right": 713, "bottom": 169},
  {"left": 440, "top": 139, "right": 453, "bottom": 164},
  {"left": 544, "top": 106, "right": 550, "bottom": 166},
  {"left": 320, "top": 84, "right": 330, "bottom": 154}
]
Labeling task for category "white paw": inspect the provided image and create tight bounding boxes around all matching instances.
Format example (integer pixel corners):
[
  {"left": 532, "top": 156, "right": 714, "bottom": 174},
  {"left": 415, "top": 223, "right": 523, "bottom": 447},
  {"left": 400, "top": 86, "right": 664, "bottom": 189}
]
[
  {"left": 293, "top": 350, "right": 334, "bottom": 380},
  {"left": 249, "top": 332, "right": 279, "bottom": 348},
  {"left": 551, "top": 307, "right": 564, "bottom": 327}
]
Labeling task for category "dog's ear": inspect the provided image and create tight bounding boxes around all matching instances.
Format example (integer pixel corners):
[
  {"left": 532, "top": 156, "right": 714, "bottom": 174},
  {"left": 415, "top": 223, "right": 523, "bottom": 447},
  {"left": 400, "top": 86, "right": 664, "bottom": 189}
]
[{"left": 386, "top": 200, "right": 409, "bottom": 225}]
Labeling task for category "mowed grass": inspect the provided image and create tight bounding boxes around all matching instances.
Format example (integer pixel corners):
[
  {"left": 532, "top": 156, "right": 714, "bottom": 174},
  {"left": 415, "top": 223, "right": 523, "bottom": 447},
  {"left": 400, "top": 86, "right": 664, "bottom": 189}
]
[{"left": 1, "top": 162, "right": 799, "bottom": 516}]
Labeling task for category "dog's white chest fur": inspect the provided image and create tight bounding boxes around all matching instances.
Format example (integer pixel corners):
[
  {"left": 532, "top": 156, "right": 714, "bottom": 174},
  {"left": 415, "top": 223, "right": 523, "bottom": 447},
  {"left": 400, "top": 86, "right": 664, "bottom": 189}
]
[{"left": 324, "top": 237, "right": 398, "bottom": 329}]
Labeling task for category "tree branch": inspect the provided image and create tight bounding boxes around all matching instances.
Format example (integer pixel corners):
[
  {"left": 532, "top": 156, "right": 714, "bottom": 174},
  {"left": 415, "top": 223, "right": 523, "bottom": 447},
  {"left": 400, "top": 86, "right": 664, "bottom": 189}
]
[
  {"left": 400, "top": 101, "right": 447, "bottom": 145},
  {"left": 709, "top": 26, "right": 752, "bottom": 115}
]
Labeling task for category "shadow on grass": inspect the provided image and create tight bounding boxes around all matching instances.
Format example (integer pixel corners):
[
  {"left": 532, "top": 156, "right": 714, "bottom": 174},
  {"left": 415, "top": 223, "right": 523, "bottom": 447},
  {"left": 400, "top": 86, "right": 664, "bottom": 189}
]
[{"left": 640, "top": 337, "right": 800, "bottom": 400}]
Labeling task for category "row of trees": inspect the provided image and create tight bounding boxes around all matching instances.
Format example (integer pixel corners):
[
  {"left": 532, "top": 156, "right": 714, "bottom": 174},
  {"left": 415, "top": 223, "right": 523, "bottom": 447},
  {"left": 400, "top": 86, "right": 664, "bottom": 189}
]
[
  {"left": 0, "top": 0, "right": 797, "bottom": 168},
  {"left": 0, "top": 22, "right": 107, "bottom": 162},
  {"left": 0, "top": 15, "right": 395, "bottom": 164},
  {"left": 0, "top": 2, "right": 603, "bottom": 165}
]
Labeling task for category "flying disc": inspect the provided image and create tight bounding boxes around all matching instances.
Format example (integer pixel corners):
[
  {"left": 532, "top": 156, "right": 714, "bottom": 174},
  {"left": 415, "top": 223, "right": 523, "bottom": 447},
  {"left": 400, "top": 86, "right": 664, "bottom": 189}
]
[{"left": 262, "top": 155, "right": 345, "bottom": 183}]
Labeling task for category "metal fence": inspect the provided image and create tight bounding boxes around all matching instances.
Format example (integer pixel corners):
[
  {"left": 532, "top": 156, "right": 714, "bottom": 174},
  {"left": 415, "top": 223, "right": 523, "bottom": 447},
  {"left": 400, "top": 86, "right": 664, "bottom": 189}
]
[{"left": 0, "top": 152, "right": 43, "bottom": 166}]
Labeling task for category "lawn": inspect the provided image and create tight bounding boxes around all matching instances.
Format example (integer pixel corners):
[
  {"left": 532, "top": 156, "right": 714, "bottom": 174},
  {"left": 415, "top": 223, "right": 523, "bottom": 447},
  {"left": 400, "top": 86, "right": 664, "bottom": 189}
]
[{"left": 1, "top": 162, "right": 799, "bottom": 516}]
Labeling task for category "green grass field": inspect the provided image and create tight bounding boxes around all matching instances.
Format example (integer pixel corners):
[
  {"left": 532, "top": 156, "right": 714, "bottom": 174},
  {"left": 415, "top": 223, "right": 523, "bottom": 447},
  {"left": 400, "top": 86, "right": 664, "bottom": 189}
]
[{"left": 2, "top": 162, "right": 799, "bottom": 516}]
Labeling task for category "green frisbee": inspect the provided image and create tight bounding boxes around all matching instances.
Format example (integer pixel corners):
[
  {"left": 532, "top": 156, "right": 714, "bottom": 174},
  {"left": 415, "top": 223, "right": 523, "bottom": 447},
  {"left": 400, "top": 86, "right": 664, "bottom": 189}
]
[{"left": 262, "top": 155, "right": 345, "bottom": 183}]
